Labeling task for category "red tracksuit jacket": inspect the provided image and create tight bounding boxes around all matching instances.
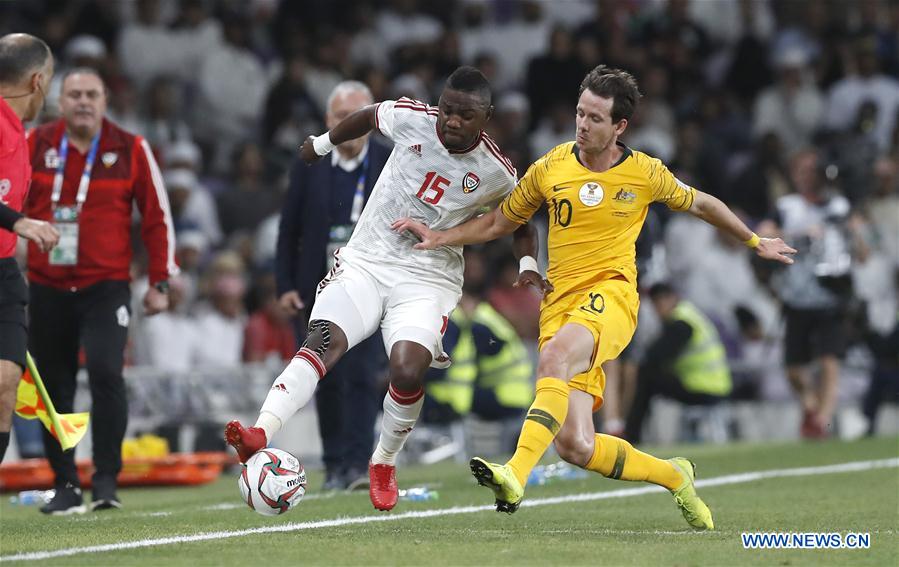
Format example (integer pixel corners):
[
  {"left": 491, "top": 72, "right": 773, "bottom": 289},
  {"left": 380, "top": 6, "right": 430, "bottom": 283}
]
[{"left": 26, "top": 118, "right": 177, "bottom": 290}]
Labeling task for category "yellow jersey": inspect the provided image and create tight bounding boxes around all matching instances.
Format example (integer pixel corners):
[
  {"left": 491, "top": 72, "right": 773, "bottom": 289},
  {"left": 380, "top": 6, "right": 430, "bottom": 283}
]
[{"left": 501, "top": 141, "right": 695, "bottom": 298}]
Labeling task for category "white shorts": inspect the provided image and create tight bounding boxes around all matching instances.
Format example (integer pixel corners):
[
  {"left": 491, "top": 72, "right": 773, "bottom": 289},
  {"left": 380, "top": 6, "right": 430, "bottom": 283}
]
[{"left": 310, "top": 249, "right": 461, "bottom": 365}]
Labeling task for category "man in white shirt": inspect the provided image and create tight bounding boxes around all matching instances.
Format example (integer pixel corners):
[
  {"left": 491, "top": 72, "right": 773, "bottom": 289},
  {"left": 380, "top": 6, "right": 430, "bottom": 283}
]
[
  {"left": 825, "top": 43, "right": 899, "bottom": 152},
  {"left": 226, "top": 67, "right": 532, "bottom": 512},
  {"left": 753, "top": 48, "right": 823, "bottom": 154}
]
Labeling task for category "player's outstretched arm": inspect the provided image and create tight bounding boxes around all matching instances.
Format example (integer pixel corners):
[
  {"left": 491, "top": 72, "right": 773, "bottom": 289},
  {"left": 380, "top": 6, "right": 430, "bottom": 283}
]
[
  {"left": 512, "top": 223, "right": 553, "bottom": 295},
  {"left": 299, "top": 104, "right": 378, "bottom": 164},
  {"left": 688, "top": 190, "right": 797, "bottom": 264},
  {"left": 391, "top": 207, "right": 520, "bottom": 250},
  {"left": 512, "top": 222, "right": 537, "bottom": 260}
]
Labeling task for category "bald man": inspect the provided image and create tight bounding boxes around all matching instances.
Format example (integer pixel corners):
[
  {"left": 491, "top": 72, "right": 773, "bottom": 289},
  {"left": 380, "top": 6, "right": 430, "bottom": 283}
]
[{"left": 0, "top": 33, "right": 58, "bottom": 464}]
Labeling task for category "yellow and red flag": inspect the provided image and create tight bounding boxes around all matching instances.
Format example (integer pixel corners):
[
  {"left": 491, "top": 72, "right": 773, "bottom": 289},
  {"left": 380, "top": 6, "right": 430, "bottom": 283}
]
[{"left": 14, "top": 352, "right": 89, "bottom": 451}]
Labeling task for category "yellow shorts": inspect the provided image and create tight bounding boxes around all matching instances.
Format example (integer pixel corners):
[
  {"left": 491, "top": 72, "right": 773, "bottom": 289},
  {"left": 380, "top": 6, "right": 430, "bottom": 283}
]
[{"left": 538, "top": 277, "right": 639, "bottom": 410}]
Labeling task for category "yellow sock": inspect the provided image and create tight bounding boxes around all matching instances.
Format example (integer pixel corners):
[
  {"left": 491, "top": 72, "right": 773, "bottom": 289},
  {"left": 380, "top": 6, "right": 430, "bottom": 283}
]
[
  {"left": 506, "top": 377, "right": 569, "bottom": 486},
  {"left": 585, "top": 433, "right": 683, "bottom": 491}
]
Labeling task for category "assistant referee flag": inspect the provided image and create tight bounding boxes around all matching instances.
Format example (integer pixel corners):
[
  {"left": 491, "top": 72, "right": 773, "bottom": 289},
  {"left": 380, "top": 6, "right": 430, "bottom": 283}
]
[{"left": 14, "top": 352, "right": 89, "bottom": 451}]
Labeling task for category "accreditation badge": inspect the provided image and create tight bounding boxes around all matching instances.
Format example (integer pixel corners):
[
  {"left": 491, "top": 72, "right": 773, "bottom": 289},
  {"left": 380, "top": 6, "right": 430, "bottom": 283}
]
[
  {"left": 326, "top": 224, "right": 354, "bottom": 271},
  {"left": 49, "top": 206, "right": 79, "bottom": 266}
]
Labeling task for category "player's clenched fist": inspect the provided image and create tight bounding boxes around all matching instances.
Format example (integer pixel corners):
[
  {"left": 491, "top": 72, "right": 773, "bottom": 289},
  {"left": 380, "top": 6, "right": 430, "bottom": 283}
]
[
  {"left": 515, "top": 270, "right": 554, "bottom": 296},
  {"left": 299, "top": 136, "right": 322, "bottom": 164}
]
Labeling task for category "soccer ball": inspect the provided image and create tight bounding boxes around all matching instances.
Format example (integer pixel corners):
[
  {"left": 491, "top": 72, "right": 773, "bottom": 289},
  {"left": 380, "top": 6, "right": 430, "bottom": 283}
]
[{"left": 238, "top": 448, "right": 307, "bottom": 516}]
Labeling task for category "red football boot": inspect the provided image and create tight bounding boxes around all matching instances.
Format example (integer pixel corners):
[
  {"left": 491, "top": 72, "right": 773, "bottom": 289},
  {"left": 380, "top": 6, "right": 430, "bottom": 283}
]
[
  {"left": 224, "top": 420, "right": 266, "bottom": 463},
  {"left": 369, "top": 461, "right": 398, "bottom": 511},
  {"left": 800, "top": 410, "right": 827, "bottom": 439}
]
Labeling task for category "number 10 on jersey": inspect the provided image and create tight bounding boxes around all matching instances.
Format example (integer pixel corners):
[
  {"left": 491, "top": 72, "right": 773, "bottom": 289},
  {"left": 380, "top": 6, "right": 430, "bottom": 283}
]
[
  {"left": 416, "top": 171, "right": 449, "bottom": 205},
  {"left": 551, "top": 197, "right": 572, "bottom": 227}
]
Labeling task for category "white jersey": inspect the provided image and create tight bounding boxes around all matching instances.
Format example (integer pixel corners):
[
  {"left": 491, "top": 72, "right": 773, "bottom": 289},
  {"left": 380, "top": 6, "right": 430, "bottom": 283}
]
[{"left": 344, "top": 97, "right": 517, "bottom": 290}]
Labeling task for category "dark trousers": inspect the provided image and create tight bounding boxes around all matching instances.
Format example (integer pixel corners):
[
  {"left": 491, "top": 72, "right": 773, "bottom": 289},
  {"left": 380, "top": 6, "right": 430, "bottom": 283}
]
[
  {"left": 29, "top": 281, "right": 131, "bottom": 488},
  {"left": 0, "top": 258, "right": 28, "bottom": 370},
  {"left": 625, "top": 367, "right": 725, "bottom": 443},
  {"left": 863, "top": 366, "right": 899, "bottom": 435},
  {"left": 299, "top": 314, "right": 384, "bottom": 475}
]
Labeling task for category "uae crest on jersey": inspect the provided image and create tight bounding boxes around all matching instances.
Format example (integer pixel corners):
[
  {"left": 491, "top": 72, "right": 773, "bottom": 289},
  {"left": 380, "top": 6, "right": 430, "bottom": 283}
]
[
  {"left": 462, "top": 172, "right": 480, "bottom": 193},
  {"left": 44, "top": 148, "right": 59, "bottom": 169},
  {"left": 101, "top": 152, "right": 118, "bottom": 167}
]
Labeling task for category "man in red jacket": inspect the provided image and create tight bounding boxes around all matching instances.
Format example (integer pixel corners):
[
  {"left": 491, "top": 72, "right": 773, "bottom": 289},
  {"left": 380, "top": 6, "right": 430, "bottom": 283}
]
[
  {"left": 26, "top": 67, "right": 178, "bottom": 514},
  {"left": 0, "top": 33, "right": 58, "bottom": 465}
]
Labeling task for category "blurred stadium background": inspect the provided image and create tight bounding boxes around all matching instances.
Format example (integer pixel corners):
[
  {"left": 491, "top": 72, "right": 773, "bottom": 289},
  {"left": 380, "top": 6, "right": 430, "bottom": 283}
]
[{"left": 1, "top": 0, "right": 897, "bottom": 466}]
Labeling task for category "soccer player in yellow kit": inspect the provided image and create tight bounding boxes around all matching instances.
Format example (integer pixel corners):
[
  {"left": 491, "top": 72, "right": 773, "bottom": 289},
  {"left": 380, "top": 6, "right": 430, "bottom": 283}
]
[{"left": 392, "top": 65, "right": 796, "bottom": 529}]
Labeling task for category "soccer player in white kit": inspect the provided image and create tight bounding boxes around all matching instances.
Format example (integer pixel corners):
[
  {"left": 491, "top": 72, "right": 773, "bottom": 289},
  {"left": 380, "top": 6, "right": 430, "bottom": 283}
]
[{"left": 225, "top": 67, "right": 529, "bottom": 511}]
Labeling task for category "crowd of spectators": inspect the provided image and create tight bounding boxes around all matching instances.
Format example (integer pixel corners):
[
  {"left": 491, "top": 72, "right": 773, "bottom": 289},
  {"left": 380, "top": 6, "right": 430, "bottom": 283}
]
[{"left": 6, "top": 0, "right": 898, "bottom": 434}]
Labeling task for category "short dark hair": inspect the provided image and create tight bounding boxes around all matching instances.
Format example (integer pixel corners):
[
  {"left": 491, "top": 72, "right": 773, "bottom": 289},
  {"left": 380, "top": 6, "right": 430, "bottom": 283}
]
[
  {"left": 578, "top": 65, "right": 641, "bottom": 122},
  {"left": 445, "top": 66, "right": 492, "bottom": 106},
  {"left": 648, "top": 281, "right": 677, "bottom": 301},
  {"left": 734, "top": 305, "right": 759, "bottom": 331},
  {"left": 0, "top": 33, "right": 51, "bottom": 85}
]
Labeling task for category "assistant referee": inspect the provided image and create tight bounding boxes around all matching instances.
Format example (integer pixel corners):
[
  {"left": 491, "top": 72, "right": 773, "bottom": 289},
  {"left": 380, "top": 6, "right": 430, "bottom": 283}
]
[{"left": 0, "top": 33, "right": 58, "bottom": 464}]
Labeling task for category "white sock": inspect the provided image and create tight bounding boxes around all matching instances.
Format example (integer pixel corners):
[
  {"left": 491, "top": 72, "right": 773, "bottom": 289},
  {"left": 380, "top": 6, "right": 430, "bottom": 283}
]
[
  {"left": 371, "top": 384, "right": 425, "bottom": 466},
  {"left": 253, "top": 411, "right": 282, "bottom": 443},
  {"left": 258, "top": 348, "right": 324, "bottom": 440}
]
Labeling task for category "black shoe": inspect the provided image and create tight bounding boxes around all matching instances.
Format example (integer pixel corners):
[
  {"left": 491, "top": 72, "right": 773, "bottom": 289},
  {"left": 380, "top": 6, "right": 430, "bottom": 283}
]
[
  {"left": 91, "top": 474, "right": 122, "bottom": 511},
  {"left": 322, "top": 470, "right": 346, "bottom": 491},
  {"left": 39, "top": 483, "right": 86, "bottom": 515},
  {"left": 345, "top": 467, "right": 370, "bottom": 491},
  {"left": 91, "top": 496, "right": 123, "bottom": 511}
]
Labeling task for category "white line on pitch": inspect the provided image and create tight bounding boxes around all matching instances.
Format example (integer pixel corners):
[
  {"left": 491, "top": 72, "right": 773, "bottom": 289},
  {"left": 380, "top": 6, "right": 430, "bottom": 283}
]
[
  {"left": 2, "top": 457, "right": 896, "bottom": 563},
  {"left": 201, "top": 490, "right": 345, "bottom": 511}
]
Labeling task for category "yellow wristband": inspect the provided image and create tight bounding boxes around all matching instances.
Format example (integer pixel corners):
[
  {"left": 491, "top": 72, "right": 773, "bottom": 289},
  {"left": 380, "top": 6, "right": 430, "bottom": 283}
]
[{"left": 744, "top": 233, "right": 760, "bottom": 248}]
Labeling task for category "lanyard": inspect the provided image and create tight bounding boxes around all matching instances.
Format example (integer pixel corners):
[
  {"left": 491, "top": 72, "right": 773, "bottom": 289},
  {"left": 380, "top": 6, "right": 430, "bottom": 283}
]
[
  {"left": 51, "top": 132, "right": 101, "bottom": 213},
  {"left": 349, "top": 153, "right": 369, "bottom": 224}
]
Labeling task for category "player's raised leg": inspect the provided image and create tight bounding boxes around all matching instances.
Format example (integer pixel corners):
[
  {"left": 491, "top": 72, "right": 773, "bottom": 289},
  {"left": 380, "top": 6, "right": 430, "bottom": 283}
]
[
  {"left": 470, "top": 323, "right": 593, "bottom": 513},
  {"left": 554, "top": 389, "right": 714, "bottom": 530},
  {"left": 225, "top": 320, "right": 350, "bottom": 462},
  {"left": 369, "top": 340, "right": 432, "bottom": 511},
  {"left": 227, "top": 264, "right": 382, "bottom": 463}
]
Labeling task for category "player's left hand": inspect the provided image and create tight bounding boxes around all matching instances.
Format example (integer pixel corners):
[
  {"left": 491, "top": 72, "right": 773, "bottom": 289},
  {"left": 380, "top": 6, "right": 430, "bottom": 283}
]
[
  {"left": 515, "top": 270, "right": 554, "bottom": 296},
  {"left": 299, "top": 136, "right": 321, "bottom": 164},
  {"left": 755, "top": 237, "right": 797, "bottom": 265},
  {"left": 143, "top": 285, "right": 170, "bottom": 315},
  {"left": 390, "top": 217, "right": 444, "bottom": 250}
]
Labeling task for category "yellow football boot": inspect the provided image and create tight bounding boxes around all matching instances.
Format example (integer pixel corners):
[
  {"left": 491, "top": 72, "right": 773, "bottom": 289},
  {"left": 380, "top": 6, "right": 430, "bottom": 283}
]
[
  {"left": 668, "top": 457, "right": 714, "bottom": 530},
  {"left": 470, "top": 457, "right": 524, "bottom": 514}
]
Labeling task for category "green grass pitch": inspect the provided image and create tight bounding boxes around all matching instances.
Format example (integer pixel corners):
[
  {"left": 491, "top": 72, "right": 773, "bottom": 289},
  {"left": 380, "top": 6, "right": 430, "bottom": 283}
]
[{"left": 1, "top": 436, "right": 896, "bottom": 566}]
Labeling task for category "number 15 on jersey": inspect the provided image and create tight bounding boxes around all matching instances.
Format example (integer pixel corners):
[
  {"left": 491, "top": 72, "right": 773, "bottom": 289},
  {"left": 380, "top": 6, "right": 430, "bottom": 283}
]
[{"left": 416, "top": 171, "right": 449, "bottom": 205}]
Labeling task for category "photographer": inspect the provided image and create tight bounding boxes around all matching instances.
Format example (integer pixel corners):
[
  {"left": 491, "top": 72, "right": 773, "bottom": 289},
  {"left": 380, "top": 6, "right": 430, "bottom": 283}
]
[{"left": 760, "top": 149, "right": 853, "bottom": 438}]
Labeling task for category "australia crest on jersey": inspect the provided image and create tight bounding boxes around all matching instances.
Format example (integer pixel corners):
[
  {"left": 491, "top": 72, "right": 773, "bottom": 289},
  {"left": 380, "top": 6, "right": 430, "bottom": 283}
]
[
  {"left": 462, "top": 172, "right": 480, "bottom": 193},
  {"left": 613, "top": 187, "right": 636, "bottom": 205}
]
